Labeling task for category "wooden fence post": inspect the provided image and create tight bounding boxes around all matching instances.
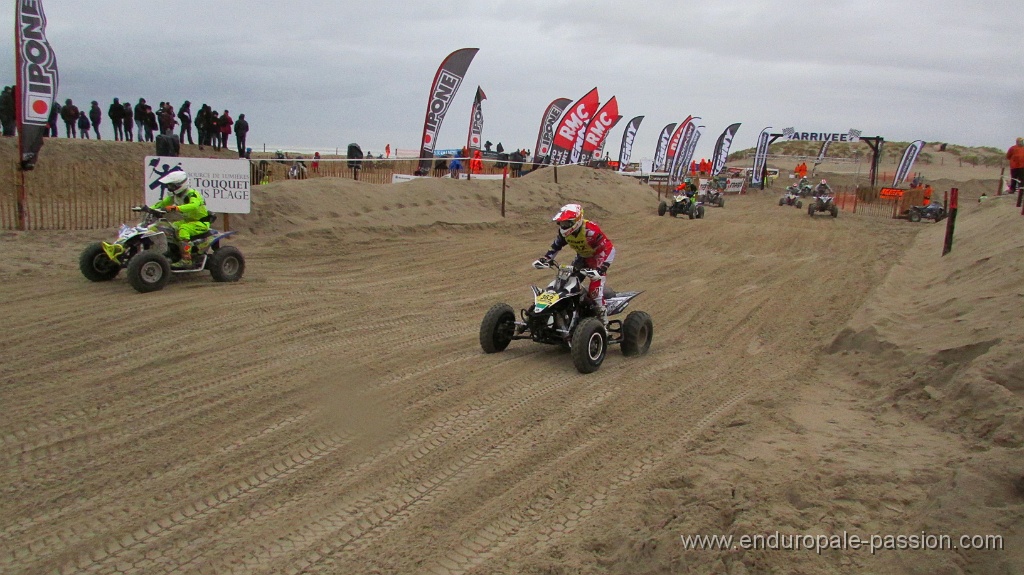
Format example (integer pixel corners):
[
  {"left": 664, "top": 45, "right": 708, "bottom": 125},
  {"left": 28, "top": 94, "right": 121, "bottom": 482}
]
[
  {"left": 943, "top": 188, "right": 958, "bottom": 256},
  {"left": 501, "top": 167, "right": 507, "bottom": 218}
]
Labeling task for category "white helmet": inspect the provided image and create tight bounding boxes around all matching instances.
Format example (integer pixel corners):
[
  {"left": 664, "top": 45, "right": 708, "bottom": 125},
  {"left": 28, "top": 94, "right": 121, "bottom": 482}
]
[
  {"left": 552, "top": 203, "right": 584, "bottom": 237},
  {"left": 159, "top": 171, "right": 189, "bottom": 197}
]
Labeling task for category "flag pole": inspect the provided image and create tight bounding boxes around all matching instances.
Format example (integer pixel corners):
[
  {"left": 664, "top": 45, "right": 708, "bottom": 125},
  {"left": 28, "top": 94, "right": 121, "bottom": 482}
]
[{"left": 14, "top": 7, "right": 28, "bottom": 230}]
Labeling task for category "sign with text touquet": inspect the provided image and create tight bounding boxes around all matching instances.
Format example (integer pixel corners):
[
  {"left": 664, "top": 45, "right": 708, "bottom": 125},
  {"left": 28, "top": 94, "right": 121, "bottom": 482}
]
[{"left": 144, "top": 157, "right": 251, "bottom": 214}]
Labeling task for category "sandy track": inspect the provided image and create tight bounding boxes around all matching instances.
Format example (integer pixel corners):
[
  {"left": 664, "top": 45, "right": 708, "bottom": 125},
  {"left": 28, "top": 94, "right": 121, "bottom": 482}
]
[{"left": 0, "top": 186, "right": 916, "bottom": 574}]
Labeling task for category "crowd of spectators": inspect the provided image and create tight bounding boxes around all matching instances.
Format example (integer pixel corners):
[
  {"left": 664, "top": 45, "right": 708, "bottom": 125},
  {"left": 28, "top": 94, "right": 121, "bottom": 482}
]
[{"left": 0, "top": 89, "right": 251, "bottom": 159}]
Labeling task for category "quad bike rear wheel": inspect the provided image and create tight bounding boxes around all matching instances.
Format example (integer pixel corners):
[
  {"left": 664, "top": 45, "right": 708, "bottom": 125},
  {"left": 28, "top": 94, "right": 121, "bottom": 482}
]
[
  {"left": 571, "top": 317, "right": 607, "bottom": 374},
  {"left": 908, "top": 210, "right": 921, "bottom": 222},
  {"left": 830, "top": 204, "right": 839, "bottom": 218},
  {"left": 480, "top": 303, "right": 516, "bottom": 353},
  {"left": 621, "top": 311, "right": 653, "bottom": 357},
  {"left": 718, "top": 197, "right": 725, "bottom": 208},
  {"left": 127, "top": 251, "right": 171, "bottom": 293},
  {"left": 796, "top": 200, "right": 802, "bottom": 209},
  {"left": 209, "top": 246, "right": 246, "bottom": 282},
  {"left": 779, "top": 198, "right": 785, "bottom": 206},
  {"left": 80, "top": 242, "right": 121, "bottom": 282},
  {"left": 808, "top": 203, "right": 816, "bottom": 217}
]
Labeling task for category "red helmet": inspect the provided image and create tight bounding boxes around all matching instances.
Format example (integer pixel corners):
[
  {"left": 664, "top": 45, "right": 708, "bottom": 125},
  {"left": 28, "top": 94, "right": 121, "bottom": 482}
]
[{"left": 552, "top": 203, "right": 583, "bottom": 236}]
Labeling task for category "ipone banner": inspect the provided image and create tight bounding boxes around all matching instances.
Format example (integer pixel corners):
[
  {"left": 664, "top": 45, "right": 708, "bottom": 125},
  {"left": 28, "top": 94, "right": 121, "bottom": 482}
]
[
  {"left": 144, "top": 157, "right": 251, "bottom": 214},
  {"left": 466, "top": 86, "right": 486, "bottom": 152},
  {"left": 16, "top": 0, "right": 59, "bottom": 171},
  {"left": 417, "top": 48, "right": 479, "bottom": 173},
  {"left": 617, "top": 115, "right": 644, "bottom": 170},
  {"left": 533, "top": 97, "right": 571, "bottom": 166},
  {"left": 781, "top": 127, "right": 862, "bottom": 143}
]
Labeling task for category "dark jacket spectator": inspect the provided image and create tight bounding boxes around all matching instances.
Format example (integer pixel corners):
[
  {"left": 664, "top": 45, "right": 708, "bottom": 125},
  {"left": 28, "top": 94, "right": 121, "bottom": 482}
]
[
  {"left": 88, "top": 101, "right": 102, "bottom": 140},
  {"left": 195, "top": 104, "right": 210, "bottom": 149},
  {"left": 177, "top": 101, "right": 193, "bottom": 145},
  {"left": 133, "top": 98, "right": 147, "bottom": 142},
  {"left": 209, "top": 111, "right": 220, "bottom": 150},
  {"left": 145, "top": 106, "right": 158, "bottom": 142},
  {"left": 158, "top": 102, "right": 176, "bottom": 134},
  {"left": 122, "top": 102, "right": 134, "bottom": 141},
  {"left": 155, "top": 129, "right": 180, "bottom": 157},
  {"left": 60, "top": 98, "right": 80, "bottom": 138},
  {"left": 234, "top": 114, "right": 249, "bottom": 158},
  {"left": 0, "top": 86, "right": 15, "bottom": 137},
  {"left": 77, "top": 112, "right": 90, "bottom": 139},
  {"left": 47, "top": 101, "right": 60, "bottom": 137},
  {"left": 108, "top": 98, "right": 124, "bottom": 141}
]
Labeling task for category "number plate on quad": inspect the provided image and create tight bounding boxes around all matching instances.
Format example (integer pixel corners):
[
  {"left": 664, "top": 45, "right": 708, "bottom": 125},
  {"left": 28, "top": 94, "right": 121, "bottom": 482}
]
[{"left": 534, "top": 292, "right": 559, "bottom": 311}]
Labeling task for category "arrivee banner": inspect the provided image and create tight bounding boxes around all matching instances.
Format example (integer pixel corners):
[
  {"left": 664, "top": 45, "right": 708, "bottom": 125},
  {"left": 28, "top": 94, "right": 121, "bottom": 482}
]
[
  {"left": 417, "top": 48, "right": 479, "bottom": 173},
  {"left": 781, "top": 127, "right": 862, "bottom": 143},
  {"left": 144, "top": 157, "right": 251, "bottom": 214}
]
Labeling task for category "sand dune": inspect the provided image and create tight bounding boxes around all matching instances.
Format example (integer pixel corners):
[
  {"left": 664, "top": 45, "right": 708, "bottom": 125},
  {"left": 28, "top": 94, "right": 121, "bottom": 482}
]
[{"left": 0, "top": 151, "right": 1021, "bottom": 574}]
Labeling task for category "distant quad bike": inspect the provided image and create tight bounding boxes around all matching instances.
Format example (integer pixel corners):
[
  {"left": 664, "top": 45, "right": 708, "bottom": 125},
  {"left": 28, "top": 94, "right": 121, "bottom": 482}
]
[
  {"left": 703, "top": 189, "right": 726, "bottom": 207},
  {"left": 779, "top": 190, "right": 803, "bottom": 208},
  {"left": 906, "top": 203, "right": 947, "bottom": 223},
  {"left": 79, "top": 206, "right": 245, "bottom": 293},
  {"left": 479, "top": 259, "right": 653, "bottom": 374},
  {"left": 807, "top": 193, "right": 839, "bottom": 218},
  {"left": 787, "top": 180, "right": 813, "bottom": 197},
  {"left": 658, "top": 193, "right": 706, "bottom": 219}
]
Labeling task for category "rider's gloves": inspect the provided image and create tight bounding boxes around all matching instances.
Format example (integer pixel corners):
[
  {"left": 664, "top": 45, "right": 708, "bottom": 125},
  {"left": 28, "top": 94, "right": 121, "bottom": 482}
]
[
  {"left": 164, "top": 205, "right": 178, "bottom": 211},
  {"left": 597, "top": 261, "right": 610, "bottom": 275},
  {"left": 581, "top": 269, "right": 602, "bottom": 280}
]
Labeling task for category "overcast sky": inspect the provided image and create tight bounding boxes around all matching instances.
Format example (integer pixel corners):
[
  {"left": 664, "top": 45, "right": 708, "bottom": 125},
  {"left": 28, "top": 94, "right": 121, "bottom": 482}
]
[{"left": 2, "top": 1, "right": 1021, "bottom": 160}]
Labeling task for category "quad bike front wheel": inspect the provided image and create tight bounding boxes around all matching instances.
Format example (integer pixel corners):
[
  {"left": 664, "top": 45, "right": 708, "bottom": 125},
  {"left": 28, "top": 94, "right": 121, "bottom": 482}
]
[
  {"left": 79, "top": 242, "right": 121, "bottom": 282},
  {"left": 830, "top": 204, "right": 839, "bottom": 218},
  {"left": 621, "top": 311, "right": 653, "bottom": 357},
  {"left": 208, "top": 246, "right": 245, "bottom": 282},
  {"left": 779, "top": 198, "right": 785, "bottom": 206},
  {"left": 796, "top": 200, "right": 802, "bottom": 209},
  {"left": 808, "top": 203, "right": 816, "bottom": 217},
  {"left": 480, "top": 303, "right": 516, "bottom": 353},
  {"left": 571, "top": 317, "right": 607, "bottom": 374},
  {"left": 908, "top": 210, "right": 921, "bottom": 223},
  {"left": 657, "top": 201, "right": 667, "bottom": 216},
  {"left": 717, "top": 197, "right": 725, "bottom": 208},
  {"left": 127, "top": 251, "right": 171, "bottom": 293}
]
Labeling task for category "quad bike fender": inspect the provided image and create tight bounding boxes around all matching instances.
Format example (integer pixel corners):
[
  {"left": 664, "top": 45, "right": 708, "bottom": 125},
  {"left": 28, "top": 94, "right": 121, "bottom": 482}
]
[{"left": 606, "top": 290, "right": 643, "bottom": 316}]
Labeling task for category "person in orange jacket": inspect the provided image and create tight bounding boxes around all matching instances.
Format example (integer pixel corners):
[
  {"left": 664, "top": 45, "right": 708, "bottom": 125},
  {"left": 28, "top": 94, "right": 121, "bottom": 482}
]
[
  {"left": 470, "top": 149, "right": 483, "bottom": 174},
  {"left": 1006, "top": 137, "right": 1024, "bottom": 196},
  {"left": 922, "top": 183, "right": 934, "bottom": 205}
]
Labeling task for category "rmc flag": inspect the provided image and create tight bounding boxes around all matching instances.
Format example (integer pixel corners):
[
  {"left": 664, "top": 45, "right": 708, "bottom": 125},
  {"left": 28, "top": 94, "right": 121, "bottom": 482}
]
[
  {"left": 16, "top": 0, "right": 58, "bottom": 171},
  {"left": 617, "top": 115, "right": 644, "bottom": 170},
  {"left": 548, "top": 87, "right": 600, "bottom": 165},
  {"left": 465, "top": 86, "right": 486, "bottom": 153},
  {"left": 893, "top": 140, "right": 925, "bottom": 186},
  {"left": 577, "top": 96, "right": 619, "bottom": 164},
  {"left": 417, "top": 48, "right": 478, "bottom": 173}
]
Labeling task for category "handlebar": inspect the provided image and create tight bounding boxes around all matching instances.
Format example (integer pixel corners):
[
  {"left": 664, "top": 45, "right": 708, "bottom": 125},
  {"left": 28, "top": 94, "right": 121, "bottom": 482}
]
[{"left": 131, "top": 205, "right": 167, "bottom": 216}]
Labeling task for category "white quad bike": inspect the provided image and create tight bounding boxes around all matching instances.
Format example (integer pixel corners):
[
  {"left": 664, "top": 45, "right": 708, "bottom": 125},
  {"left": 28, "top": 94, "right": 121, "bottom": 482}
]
[
  {"left": 807, "top": 190, "right": 839, "bottom": 218},
  {"left": 479, "top": 259, "right": 653, "bottom": 374},
  {"left": 79, "top": 206, "right": 244, "bottom": 293}
]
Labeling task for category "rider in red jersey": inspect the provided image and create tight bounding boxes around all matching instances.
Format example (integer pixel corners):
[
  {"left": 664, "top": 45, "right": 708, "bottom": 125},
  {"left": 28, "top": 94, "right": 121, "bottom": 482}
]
[{"left": 535, "top": 203, "right": 616, "bottom": 323}]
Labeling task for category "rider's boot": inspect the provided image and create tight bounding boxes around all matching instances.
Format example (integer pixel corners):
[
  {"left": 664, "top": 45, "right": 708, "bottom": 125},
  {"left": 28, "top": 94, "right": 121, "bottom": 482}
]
[
  {"left": 594, "top": 304, "right": 608, "bottom": 326},
  {"left": 172, "top": 243, "right": 193, "bottom": 269}
]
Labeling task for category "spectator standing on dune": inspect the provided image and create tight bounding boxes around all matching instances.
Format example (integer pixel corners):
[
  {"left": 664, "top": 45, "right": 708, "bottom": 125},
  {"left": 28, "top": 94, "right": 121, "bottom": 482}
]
[
  {"left": 77, "top": 112, "right": 90, "bottom": 139},
  {"left": 46, "top": 100, "right": 60, "bottom": 137},
  {"left": 108, "top": 98, "right": 124, "bottom": 141},
  {"left": 0, "top": 86, "right": 15, "bottom": 136},
  {"left": 122, "top": 102, "right": 134, "bottom": 141},
  {"left": 195, "top": 104, "right": 209, "bottom": 149},
  {"left": 178, "top": 101, "right": 194, "bottom": 145},
  {"left": 234, "top": 113, "right": 248, "bottom": 158},
  {"left": 145, "top": 105, "right": 158, "bottom": 142},
  {"left": 60, "top": 98, "right": 79, "bottom": 138},
  {"left": 209, "top": 111, "right": 221, "bottom": 151},
  {"left": 89, "top": 101, "right": 102, "bottom": 139},
  {"left": 134, "top": 98, "right": 147, "bottom": 142},
  {"left": 1006, "top": 137, "right": 1024, "bottom": 197},
  {"left": 219, "top": 110, "right": 233, "bottom": 151}
]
